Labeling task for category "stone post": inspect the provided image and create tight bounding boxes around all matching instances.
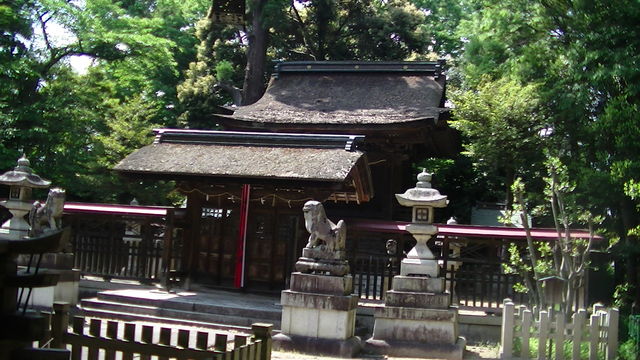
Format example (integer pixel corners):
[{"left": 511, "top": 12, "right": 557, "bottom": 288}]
[{"left": 273, "top": 201, "right": 361, "bottom": 357}]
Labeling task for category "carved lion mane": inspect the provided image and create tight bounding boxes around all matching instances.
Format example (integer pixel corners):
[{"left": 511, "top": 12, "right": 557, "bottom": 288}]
[{"left": 302, "top": 200, "right": 346, "bottom": 252}]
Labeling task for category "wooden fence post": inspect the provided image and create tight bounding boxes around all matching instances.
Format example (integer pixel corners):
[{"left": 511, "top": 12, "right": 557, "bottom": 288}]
[
  {"left": 521, "top": 308, "right": 532, "bottom": 358},
  {"left": 251, "top": 323, "right": 273, "bottom": 360},
  {"left": 500, "top": 299, "right": 515, "bottom": 359},
  {"left": 572, "top": 309, "right": 586, "bottom": 360},
  {"left": 554, "top": 311, "right": 565, "bottom": 360},
  {"left": 588, "top": 312, "right": 600, "bottom": 360},
  {"left": 539, "top": 310, "right": 550, "bottom": 360},
  {"left": 606, "top": 308, "right": 619, "bottom": 360},
  {"left": 51, "top": 302, "right": 70, "bottom": 349}
]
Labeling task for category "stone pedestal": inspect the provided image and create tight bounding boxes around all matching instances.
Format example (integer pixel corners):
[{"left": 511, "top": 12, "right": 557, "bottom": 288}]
[
  {"left": 16, "top": 253, "right": 80, "bottom": 308},
  {"left": 0, "top": 199, "right": 31, "bottom": 240},
  {"left": 366, "top": 276, "right": 466, "bottom": 360},
  {"left": 274, "top": 272, "right": 362, "bottom": 357}
]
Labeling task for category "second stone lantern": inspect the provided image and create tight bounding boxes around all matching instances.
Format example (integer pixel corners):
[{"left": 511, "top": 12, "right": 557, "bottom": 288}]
[
  {"left": 365, "top": 169, "right": 465, "bottom": 360},
  {"left": 395, "top": 169, "right": 447, "bottom": 277}
]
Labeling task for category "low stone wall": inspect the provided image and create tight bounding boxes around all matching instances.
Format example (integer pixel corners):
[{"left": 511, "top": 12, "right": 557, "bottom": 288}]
[
  {"left": 356, "top": 307, "right": 501, "bottom": 344},
  {"left": 458, "top": 313, "right": 501, "bottom": 344}
]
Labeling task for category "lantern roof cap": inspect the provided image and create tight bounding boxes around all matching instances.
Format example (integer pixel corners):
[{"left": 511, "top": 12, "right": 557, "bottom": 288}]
[
  {"left": 0, "top": 155, "right": 51, "bottom": 188},
  {"left": 395, "top": 169, "right": 447, "bottom": 208}
]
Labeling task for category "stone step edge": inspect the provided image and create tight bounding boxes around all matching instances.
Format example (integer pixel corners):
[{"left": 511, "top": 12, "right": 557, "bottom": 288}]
[
  {"left": 79, "top": 305, "right": 282, "bottom": 333},
  {"left": 83, "top": 297, "right": 282, "bottom": 320},
  {"left": 81, "top": 298, "right": 282, "bottom": 324},
  {"left": 96, "top": 292, "right": 282, "bottom": 318}
]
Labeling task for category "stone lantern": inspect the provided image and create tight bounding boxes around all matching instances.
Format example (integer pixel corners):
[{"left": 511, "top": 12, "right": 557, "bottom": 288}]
[
  {"left": 366, "top": 169, "right": 465, "bottom": 359},
  {"left": 0, "top": 156, "right": 51, "bottom": 239},
  {"left": 395, "top": 169, "right": 447, "bottom": 277}
]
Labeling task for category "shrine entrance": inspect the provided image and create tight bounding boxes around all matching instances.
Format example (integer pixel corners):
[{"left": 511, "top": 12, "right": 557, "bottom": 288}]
[{"left": 191, "top": 193, "right": 307, "bottom": 292}]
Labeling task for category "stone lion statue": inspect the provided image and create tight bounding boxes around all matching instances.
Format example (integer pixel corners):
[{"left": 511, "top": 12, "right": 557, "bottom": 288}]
[
  {"left": 302, "top": 200, "right": 346, "bottom": 252},
  {"left": 29, "top": 187, "right": 65, "bottom": 236}
]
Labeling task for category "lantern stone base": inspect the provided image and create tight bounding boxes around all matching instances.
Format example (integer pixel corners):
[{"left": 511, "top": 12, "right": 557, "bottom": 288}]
[
  {"left": 273, "top": 333, "right": 362, "bottom": 358},
  {"left": 365, "top": 336, "right": 466, "bottom": 359},
  {"left": 276, "top": 272, "right": 362, "bottom": 357},
  {"left": 366, "top": 306, "right": 465, "bottom": 360},
  {"left": 366, "top": 274, "right": 465, "bottom": 359}
]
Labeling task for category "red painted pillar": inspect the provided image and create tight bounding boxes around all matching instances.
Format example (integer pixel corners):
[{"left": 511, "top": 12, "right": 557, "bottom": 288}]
[{"left": 234, "top": 184, "right": 250, "bottom": 288}]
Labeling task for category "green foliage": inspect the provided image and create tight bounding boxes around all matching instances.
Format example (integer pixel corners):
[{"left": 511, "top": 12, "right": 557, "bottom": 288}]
[
  {"left": 0, "top": 0, "right": 208, "bottom": 204},
  {"left": 450, "top": 77, "right": 546, "bottom": 204},
  {"left": 513, "top": 336, "right": 592, "bottom": 360},
  {"left": 414, "top": 155, "right": 493, "bottom": 222}
]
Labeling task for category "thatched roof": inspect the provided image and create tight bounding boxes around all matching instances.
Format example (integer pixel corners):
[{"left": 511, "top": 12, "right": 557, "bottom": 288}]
[
  {"left": 221, "top": 61, "right": 447, "bottom": 126},
  {"left": 114, "top": 129, "right": 367, "bottom": 183}
]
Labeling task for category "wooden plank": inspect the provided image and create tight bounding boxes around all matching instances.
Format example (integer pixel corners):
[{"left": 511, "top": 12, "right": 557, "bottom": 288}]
[
  {"left": 178, "top": 329, "right": 190, "bottom": 348},
  {"left": 251, "top": 323, "right": 272, "bottom": 360},
  {"left": 521, "top": 308, "right": 532, "bottom": 358},
  {"left": 70, "top": 316, "right": 84, "bottom": 360},
  {"left": 215, "top": 333, "right": 228, "bottom": 352},
  {"left": 122, "top": 323, "right": 135, "bottom": 360},
  {"left": 196, "top": 331, "right": 209, "bottom": 350},
  {"left": 62, "top": 333, "right": 223, "bottom": 359},
  {"left": 499, "top": 299, "right": 514, "bottom": 359},
  {"left": 588, "top": 312, "right": 599, "bottom": 360},
  {"left": 141, "top": 325, "right": 153, "bottom": 360},
  {"left": 571, "top": 309, "right": 586, "bottom": 360},
  {"left": 105, "top": 321, "right": 118, "bottom": 360},
  {"left": 159, "top": 327, "right": 172, "bottom": 360},
  {"left": 606, "top": 308, "right": 619, "bottom": 360},
  {"left": 554, "top": 312, "right": 565, "bottom": 360},
  {"left": 253, "top": 339, "right": 264, "bottom": 360},
  {"left": 538, "top": 310, "right": 549, "bottom": 360},
  {"left": 88, "top": 318, "right": 101, "bottom": 360},
  {"left": 235, "top": 335, "right": 248, "bottom": 349}
]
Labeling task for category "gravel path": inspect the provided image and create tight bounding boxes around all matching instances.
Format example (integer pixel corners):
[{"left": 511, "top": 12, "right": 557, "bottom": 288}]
[{"left": 272, "top": 344, "right": 500, "bottom": 359}]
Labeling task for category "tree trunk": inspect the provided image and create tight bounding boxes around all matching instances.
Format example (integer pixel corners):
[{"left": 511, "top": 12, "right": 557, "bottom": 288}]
[{"left": 241, "top": 0, "right": 268, "bottom": 106}]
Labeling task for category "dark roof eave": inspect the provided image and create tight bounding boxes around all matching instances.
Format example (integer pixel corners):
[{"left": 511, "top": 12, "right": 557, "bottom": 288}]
[{"left": 115, "top": 169, "right": 350, "bottom": 186}]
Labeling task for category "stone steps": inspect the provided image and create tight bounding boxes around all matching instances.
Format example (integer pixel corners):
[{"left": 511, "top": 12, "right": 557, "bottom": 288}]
[{"left": 79, "top": 290, "right": 282, "bottom": 330}]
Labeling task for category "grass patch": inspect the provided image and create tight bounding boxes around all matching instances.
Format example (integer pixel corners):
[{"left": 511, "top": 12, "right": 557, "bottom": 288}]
[{"left": 512, "top": 337, "right": 598, "bottom": 359}]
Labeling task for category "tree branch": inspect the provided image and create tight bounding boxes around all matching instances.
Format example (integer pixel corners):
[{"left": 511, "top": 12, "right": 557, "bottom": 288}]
[
  {"left": 289, "top": 1, "right": 316, "bottom": 60},
  {"left": 38, "top": 11, "right": 54, "bottom": 52},
  {"left": 214, "top": 82, "right": 243, "bottom": 107}
]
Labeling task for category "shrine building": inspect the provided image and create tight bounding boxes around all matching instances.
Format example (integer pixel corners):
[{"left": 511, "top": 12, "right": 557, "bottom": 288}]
[{"left": 114, "top": 61, "right": 459, "bottom": 291}]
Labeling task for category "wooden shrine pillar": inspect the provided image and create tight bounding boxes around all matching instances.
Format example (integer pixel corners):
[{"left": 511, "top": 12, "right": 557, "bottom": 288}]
[
  {"left": 184, "top": 190, "right": 203, "bottom": 289},
  {"left": 233, "top": 184, "right": 251, "bottom": 288}
]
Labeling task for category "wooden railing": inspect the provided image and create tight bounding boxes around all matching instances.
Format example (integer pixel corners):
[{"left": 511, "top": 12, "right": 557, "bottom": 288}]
[
  {"left": 65, "top": 208, "right": 184, "bottom": 285},
  {"left": 350, "top": 254, "right": 527, "bottom": 309},
  {"left": 49, "top": 302, "right": 273, "bottom": 360},
  {"left": 444, "top": 263, "right": 528, "bottom": 311},
  {"left": 352, "top": 255, "right": 398, "bottom": 300},
  {"left": 499, "top": 299, "right": 618, "bottom": 360}
]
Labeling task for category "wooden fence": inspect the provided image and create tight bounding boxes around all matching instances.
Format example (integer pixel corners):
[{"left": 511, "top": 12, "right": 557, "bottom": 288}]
[
  {"left": 351, "top": 254, "right": 528, "bottom": 309},
  {"left": 499, "top": 299, "right": 619, "bottom": 360},
  {"left": 352, "top": 255, "right": 398, "bottom": 300},
  {"left": 49, "top": 302, "right": 272, "bottom": 360},
  {"left": 68, "top": 211, "right": 184, "bottom": 285},
  {"left": 445, "top": 263, "right": 528, "bottom": 311}
]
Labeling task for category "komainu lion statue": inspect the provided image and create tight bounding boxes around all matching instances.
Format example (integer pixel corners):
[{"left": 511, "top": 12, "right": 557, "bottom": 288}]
[
  {"left": 29, "top": 187, "right": 66, "bottom": 236},
  {"left": 302, "top": 200, "right": 346, "bottom": 252}
]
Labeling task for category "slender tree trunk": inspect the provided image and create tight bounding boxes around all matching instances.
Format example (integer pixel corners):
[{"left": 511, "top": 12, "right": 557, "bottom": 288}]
[{"left": 241, "top": 0, "right": 268, "bottom": 106}]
